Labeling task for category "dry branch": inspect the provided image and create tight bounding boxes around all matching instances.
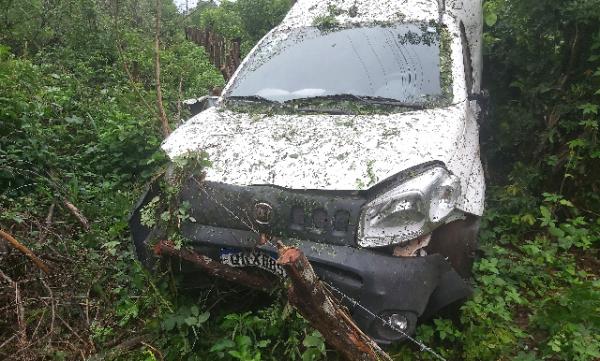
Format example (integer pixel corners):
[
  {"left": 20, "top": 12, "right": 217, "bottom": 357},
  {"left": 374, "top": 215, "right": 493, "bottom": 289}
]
[
  {"left": 0, "top": 229, "right": 50, "bottom": 274},
  {"left": 62, "top": 198, "right": 90, "bottom": 231},
  {"left": 87, "top": 334, "right": 151, "bottom": 361},
  {"left": 39, "top": 202, "right": 55, "bottom": 243},
  {"left": 39, "top": 276, "right": 56, "bottom": 336},
  {"left": 0, "top": 268, "right": 27, "bottom": 347},
  {"left": 276, "top": 243, "right": 392, "bottom": 361},
  {"left": 153, "top": 240, "right": 277, "bottom": 291}
]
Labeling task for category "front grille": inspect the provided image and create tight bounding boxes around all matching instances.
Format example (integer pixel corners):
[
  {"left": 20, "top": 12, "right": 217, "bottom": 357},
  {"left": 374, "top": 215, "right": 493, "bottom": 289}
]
[{"left": 180, "top": 179, "right": 366, "bottom": 247}]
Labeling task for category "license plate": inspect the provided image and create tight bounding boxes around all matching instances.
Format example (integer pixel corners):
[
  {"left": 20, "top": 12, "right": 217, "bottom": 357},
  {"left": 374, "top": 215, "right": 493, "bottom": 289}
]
[{"left": 220, "top": 248, "right": 286, "bottom": 277}]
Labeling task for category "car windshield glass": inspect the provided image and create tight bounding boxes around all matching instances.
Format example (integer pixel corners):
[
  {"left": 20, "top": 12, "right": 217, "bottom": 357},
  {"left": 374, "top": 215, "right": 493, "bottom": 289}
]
[{"left": 226, "top": 23, "right": 451, "bottom": 108}]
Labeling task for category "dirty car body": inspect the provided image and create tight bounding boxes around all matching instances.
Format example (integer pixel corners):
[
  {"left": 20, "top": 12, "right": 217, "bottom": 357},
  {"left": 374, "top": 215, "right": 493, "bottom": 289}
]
[{"left": 131, "top": 0, "right": 486, "bottom": 345}]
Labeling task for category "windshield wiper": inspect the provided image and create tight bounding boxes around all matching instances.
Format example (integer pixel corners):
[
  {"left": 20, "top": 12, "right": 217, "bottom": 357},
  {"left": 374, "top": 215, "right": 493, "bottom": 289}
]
[
  {"left": 225, "top": 95, "right": 280, "bottom": 104},
  {"left": 285, "top": 94, "right": 425, "bottom": 109},
  {"left": 226, "top": 95, "right": 353, "bottom": 114},
  {"left": 295, "top": 107, "right": 353, "bottom": 115}
]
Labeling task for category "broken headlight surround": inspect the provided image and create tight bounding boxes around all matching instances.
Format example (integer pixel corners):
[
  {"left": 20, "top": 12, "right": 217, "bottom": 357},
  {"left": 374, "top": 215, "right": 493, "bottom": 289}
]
[{"left": 358, "top": 166, "right": 461, "bottom": 248}]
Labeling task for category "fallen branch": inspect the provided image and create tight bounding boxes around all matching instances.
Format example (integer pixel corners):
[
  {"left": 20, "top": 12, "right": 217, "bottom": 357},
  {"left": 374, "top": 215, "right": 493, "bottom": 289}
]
[
  {"left": 276, "top": 242, "right": 392, "bottom": 361},
  {"left": 61, "top": 198, "right": 90, "bottom": 231},
  {"left": 87, "top": 334, "right": 151, "bottom": 361},
  {"left": 0, "top": 229, "right": 50, "bottom": 274},
  {"left": 153, "top": 240, "right": 276, "bottom": 291}
]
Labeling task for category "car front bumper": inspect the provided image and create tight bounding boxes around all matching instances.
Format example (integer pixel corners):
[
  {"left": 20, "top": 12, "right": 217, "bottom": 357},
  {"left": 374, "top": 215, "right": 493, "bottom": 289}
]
[{"left": 129, "top": 178, "right": 472, "bottom": 344}]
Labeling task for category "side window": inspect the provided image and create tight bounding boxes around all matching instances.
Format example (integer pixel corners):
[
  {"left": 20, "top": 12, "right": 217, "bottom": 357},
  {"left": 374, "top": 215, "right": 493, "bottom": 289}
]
[{"left": 459, "top": 22, "right": 474, "bottom": 95}]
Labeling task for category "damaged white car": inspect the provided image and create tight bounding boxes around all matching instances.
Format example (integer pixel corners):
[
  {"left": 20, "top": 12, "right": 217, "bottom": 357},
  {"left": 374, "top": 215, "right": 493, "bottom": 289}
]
[{"left": 131, "top": 0, "right": 486, "bottom": 344}]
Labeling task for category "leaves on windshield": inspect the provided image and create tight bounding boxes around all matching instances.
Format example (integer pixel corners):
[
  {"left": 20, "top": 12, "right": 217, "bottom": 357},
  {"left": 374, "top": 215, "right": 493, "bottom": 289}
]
[{"left": 398, "top": 21, "right": 440, "bottom": 46}]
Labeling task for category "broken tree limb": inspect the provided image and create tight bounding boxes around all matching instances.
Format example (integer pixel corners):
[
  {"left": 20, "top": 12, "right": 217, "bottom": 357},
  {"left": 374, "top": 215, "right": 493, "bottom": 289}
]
[
  {"left": 276, "top": 243, "right": 392, "bottom": 361},
  {"left": 153, "top": 240, "right": 276, "bottom": 291},
  {"left": 61, "top": 198, "right": 90, "bottom": 231},
  {"left": 0, "top": 229, "right": 50, "bottom": 274}
]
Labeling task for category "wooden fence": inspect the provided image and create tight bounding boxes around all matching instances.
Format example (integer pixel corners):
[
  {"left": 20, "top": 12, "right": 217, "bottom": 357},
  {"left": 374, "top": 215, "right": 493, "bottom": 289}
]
[{"left": 185, "top": 27, "right": 242, "bottom": 81}]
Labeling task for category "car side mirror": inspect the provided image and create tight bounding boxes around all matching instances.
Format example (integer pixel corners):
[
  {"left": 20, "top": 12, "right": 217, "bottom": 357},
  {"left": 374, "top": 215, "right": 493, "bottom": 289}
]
[
  {"left": 183, "top": 95, "right": 219, "bottom": 117},
  {"left": 467, "top": 89, "right": 489, "bottom": 103},
  {"left": 468, "top": 89, "right": 490, "bottom": 124}
]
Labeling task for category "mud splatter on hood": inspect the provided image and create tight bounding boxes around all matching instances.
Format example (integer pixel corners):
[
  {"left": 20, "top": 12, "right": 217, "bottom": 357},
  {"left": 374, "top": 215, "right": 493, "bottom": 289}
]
[{"left": 162, "top": 105, "right": 465, "bottom": 188}]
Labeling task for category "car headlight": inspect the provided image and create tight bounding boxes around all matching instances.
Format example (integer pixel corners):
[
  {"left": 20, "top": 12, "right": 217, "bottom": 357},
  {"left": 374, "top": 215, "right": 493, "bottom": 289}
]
[{"left": 358, "top": 166, "right": 461, "bottom": 248}]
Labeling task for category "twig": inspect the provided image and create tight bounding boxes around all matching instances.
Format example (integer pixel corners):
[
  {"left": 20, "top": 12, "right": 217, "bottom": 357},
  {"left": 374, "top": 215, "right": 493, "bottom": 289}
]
[
  {"left": 0, "top": 268, "right": 27, "bottom": 347},
  {"left": 45, "top": 203, "right": 55, "bottom": 229},
  {"left": 30, "top": 308, "right": 46, "bottom": 340},
  {"left": 87, "top": 335, "right": 151, "bottom": 361},
  {"left": 8, "top": 333, "right": 51, "bottom": 360},
  {"left": 84, "top": 285, "right": 91, "bottom": 328},
  {"left": 39, "top": 203, "right": 55, "bottom": 243},
  {"left": 141, "top": 341, "right": 164, "bottom": 361},
  {"left": 0, "top": 229, "right": 50, "bottom": 274},
  {"left": 61, "top": 198, "right": 90, "bottom": 231},
  {"left": 154, "top": 0, "right": 171, "bottom": 138},
  {"left": 39, "top": 276, "right": 56, "bottom": 336},
  {"left": 0, "top": 334, "right": 16, "bottom": 350},
  {"left": 176, "top": 76, "right": 183, "bottom": 122},
  {"left": 56, "top": 314, "right": 89, "bottom": 349},
  {"left": 116, "top": 42, "right": 157, "bottom": 118}
]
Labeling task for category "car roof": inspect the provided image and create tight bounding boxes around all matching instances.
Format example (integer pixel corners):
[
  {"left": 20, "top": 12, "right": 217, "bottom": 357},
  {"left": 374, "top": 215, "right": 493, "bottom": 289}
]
[{"left": 282, "top": 0, "right": 441, "bottom": 29}]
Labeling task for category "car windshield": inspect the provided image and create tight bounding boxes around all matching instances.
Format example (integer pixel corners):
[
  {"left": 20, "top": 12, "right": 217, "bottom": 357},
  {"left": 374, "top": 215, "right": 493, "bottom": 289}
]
[{"left": 225, "top": 22, "right": 451, "bottom": 109}]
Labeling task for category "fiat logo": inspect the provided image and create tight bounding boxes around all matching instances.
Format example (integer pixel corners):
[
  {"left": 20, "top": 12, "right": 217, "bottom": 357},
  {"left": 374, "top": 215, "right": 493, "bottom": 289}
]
[{"left": 254, "top": 202, "right": 273, "bottom": 225}]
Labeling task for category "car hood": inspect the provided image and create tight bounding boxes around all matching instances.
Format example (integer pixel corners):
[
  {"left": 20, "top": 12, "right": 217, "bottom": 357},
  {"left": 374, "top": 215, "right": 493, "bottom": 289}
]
[{"left": 161, "top": 103, "right": 468, "bottom": 191}]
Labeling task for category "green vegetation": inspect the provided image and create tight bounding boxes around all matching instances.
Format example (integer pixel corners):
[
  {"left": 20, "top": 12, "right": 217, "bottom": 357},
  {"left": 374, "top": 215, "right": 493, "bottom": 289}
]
[
  {"left": 194, "top": 0, "right": 292, "bottom": 54},
  {"left": 0, "top": 1, "right": 598, "bottom": 361}
]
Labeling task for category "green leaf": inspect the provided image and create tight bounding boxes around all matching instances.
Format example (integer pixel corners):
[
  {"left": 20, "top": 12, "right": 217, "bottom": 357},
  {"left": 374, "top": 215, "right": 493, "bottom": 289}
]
[
  {"left": 162, "top": 317, "right": 176, "bottom": 331},
  {"left": 65, "top": 115, "right": 83, "bottom": 124},
  {"left": 579, "top": 103, "right": 599, "bottom": 115},
  {"left": 256, "top": 339, "right": 270, "bottom": 348},
  {"left": 548, "top": 226, "right": 565, "bottom": 239},
  {"left": 484, "top": 12, "right": 498, "bottom": 26},
  {"left": 540, "top": 206, "right": 552, "bottom": 219},
  {"left": 197, "top": 311, "right": 210, "bottom": 324},
  {"left": 160, "top": 211, "right": 170, "bottom": 222},
  {"left": 210, "top": 339, "right": 235, "bottom": 352},
  {"left": 228, "top": 350, "right": 243, "bottom": 359},
  {"left": 521, "top": 214, "right": 536, "bottom": 225},
  {"left": 184, "top": 316, "right": 197, "bottom": 326},
  {"left": 236, "top": 335, "right": 252, "bottom": 347},
  {"left": 303, "top": 334, "right": 323, "bottom": 348},
  {"left": 559, "top": 199, "right": 574, "bottom": 207}
]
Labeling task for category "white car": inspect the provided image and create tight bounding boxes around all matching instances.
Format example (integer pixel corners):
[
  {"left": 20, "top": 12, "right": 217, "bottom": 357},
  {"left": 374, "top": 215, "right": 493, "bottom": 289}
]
[{"left": 132, "top": 0, "right": 486, "bottom": 344}]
